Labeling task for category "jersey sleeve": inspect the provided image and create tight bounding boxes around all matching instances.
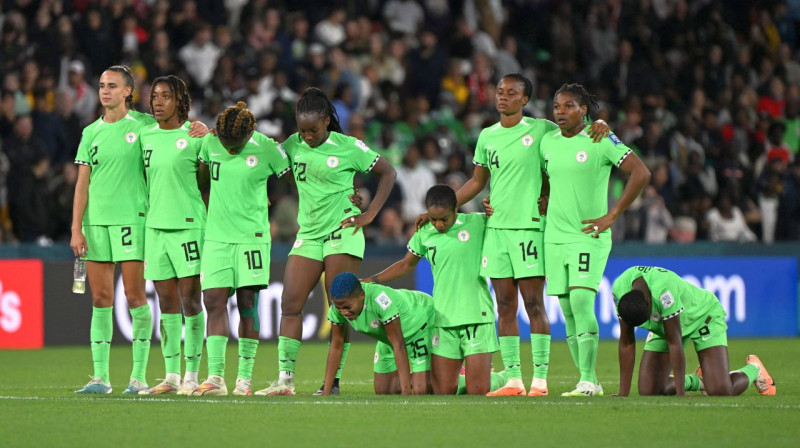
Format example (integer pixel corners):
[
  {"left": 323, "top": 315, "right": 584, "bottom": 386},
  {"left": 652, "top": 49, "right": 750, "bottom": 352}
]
[
  {"left": 271, "top": 143, "right": 291, "bottom": 177},
  {"left": 651, "top": 271, "right": 685, "bottom": 321},
  {"left": 473, "top": 131, "right": 488, "bottom": 167},
  {"left": 374, "top": 290, "right": 401, "bottom": 325},
  {"left": 75, "top": 128, "right": 92, "bottom": 166},
  {"left": 198, "top": 134, "right": 210, "bottom": 164},
  {"left": 407, "top": 229, "right": 426, "bottom": 258},
  {"left": 351, "top": 138, "right": 380, "bottom": 172},
  {"left": 602, "top": 132, "right": 633, "bottom": 167},
  {"left": 326, "top": 306, "right": 347, "bottom": 326}
]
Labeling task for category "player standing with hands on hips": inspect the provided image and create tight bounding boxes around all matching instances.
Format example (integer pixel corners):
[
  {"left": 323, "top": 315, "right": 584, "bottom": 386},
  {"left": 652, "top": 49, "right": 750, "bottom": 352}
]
[{"left": 540, "top": 83, "right": 650, "bottom": 396}]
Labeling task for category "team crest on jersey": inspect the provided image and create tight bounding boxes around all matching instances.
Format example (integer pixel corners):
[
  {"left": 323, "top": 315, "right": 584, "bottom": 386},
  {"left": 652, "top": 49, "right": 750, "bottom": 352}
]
[
  {"left": 125, "top": 132, "right": 137, "bottom": 143},
  {"left": 293, "top": 239, "right": 304, "bottom": 248},
  {"left": 660, "top": 291, "right": 674, "bottom": 308},
  {"left": 374, "top": 351, "right": 380, "bottom": 363},
  {"left": 432, "top": 334, "right": 440, "bottom": 346},
  {"left": 650, "top": 313, "right": 661, "bottom": 322},
  {"left": 576, "top": 151, "right": 588, "bottom": 163},
  {"left": 176, "top": 138, "right": 188, "bottom": 149},
  {"left": 355, "top": 139, "right": 369, "bottom": 152},
  {"left": 521, "top": 135, "right": 534, "bottom": 146},
  {"left": 481, "top": 256, "right": 488, "bottom": 268},
  {"left": 371, "top": 319, "right": 381, "bottom": 329},
  {"left": 327, "top": 156, "right": 339, "bottom": 168},
  {"left": 246, "top": 155, "right": 258, "bottom": 167},
  {"left": 458, "top": 230, "right": 470, "bottom": 242}
]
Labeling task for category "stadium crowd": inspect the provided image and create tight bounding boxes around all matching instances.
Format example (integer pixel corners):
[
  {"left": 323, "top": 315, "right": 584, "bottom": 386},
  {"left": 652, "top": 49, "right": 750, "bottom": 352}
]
[{"left": 1, "top": 0, "right": 799, "bottom": 246}]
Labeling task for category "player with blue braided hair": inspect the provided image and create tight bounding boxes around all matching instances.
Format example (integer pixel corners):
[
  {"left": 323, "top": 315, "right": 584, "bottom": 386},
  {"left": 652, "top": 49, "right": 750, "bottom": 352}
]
[{"left": 320, "top": 273, "right": 435, "bottom": 395}]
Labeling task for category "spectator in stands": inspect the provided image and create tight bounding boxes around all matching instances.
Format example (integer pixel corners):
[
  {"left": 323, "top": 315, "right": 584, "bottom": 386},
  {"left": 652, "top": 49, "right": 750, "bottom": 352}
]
[
  {"left": 6, "top": 150, "right": 51, "bottom": 243},
  {"left": 61, "top": 60, "right": 97, "bottom": 126},
  {"left": 179, "top": 22, "right": 221, "bottom": 89},
  {"left": 706, "top": 193, "right": 758, "bottom": 242},
  {"left": 396, "top": 142, "right": 436, "bottom": 225}
]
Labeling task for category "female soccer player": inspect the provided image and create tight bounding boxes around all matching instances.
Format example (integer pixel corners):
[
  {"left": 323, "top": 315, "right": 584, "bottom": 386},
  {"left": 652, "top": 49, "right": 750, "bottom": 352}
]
[
  {"left": 138, "top": 75, "right": 207, "bottom": 395},
  {"left": 367, "top": 185, "right": 507, "bottom": 395},
  {"left": 257, "top": 87, "right": 396, "bottom": 396},
  {"left": 190, "top": 102, "right": 291, "bottom": 396},
  {"left": 419, "top": 74, "right": 609, "bottom": 396},
  {"left": 321, "top": 273, "right": 434, "bottom": 395},
  {"left": 613, "top": 265, "right": 775, "bottom": 397},
  {"left": 540, "top": 84, "right": 649, "bottom": 396}
]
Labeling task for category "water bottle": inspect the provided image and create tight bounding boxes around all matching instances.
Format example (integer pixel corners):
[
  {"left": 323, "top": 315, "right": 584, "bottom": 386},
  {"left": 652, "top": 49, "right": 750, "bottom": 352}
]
[{"left": 72, "top": 258, "right": 87, "bottom": 294}]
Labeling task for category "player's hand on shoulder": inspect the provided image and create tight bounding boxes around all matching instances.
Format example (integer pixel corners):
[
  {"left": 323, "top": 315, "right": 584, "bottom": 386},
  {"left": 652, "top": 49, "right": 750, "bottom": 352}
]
[
  {"left": 414, "top": 212, "right": 430, "bottom": 230},
  {"left": 189, "top": 121, "right": 210, "bottom": 137},
  {"left": 588, "top": 119, "right": 610, "bottom": 143},
  {"left": 482, "top": 196, "right": 494, "bottom": 216}
]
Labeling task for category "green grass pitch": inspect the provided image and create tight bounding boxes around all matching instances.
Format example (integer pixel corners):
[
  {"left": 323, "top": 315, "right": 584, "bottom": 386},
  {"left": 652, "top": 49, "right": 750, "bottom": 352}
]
[{"left": 1, "top": 340, "right": 798, "bottom": 447}]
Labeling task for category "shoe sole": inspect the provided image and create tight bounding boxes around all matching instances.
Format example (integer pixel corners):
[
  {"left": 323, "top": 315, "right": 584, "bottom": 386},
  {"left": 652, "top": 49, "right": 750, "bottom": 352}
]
[
  {"left": 486, "top": 387, "right": 525, "bottom": 397},
  {"left": 746, "top": 355, "right": 776, "bottom": 395},
  {"left": 528, "top": 389, "right": 548, "bottom": 396}
]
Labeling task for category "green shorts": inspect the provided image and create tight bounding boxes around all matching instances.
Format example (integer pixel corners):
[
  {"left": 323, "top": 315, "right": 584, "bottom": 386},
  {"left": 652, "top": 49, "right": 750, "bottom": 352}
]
[
  {"left": 83, "top": 224, "right": 144, "bottom": 262},
  {"left": 643, "top": 313, "right": 728, "bottom": 353},
  {"left": 144, "top": 228, "right": 204, "bottom": 281},
  {"left": 480, "top": 228, "right": 544, "bottom": 279},
  {"left": 289, "top": 227, "right": 365, "bottom": 261},
  {"left": 544, "top": 241, "right": 610, "bottom": 296},
  {"left": 200, "top": 240, "right": 270, "bottom": 293},
  {"left": 431, "top": 322, "right": 499, "bottom": 360},
  {"left": 373, "top": 324, "right": 432, "bottom": 374}
]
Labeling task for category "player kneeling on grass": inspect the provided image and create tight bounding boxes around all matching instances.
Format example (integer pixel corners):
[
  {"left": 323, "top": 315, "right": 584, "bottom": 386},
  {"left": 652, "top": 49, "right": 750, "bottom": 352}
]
[
  {"left": 321, "top": 273, "right": 433, "bottom": 395},
  {"left": 612, "top": 266, "right": 776, "bottom": 397}
]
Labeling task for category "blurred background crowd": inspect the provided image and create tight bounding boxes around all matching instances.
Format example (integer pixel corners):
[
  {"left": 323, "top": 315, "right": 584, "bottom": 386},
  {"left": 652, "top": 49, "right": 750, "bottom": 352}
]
[{"left": 1, "top": 0, "right": 799, "bottom": 246}]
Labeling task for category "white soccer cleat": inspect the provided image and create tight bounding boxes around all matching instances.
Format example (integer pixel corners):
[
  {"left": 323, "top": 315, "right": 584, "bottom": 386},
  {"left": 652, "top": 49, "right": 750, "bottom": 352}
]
[
  {"left": 139, "top": 378, "right": 180, "bottom": 395},
  {"left": 255, "top": 378, "right": 296, "bottom": 396},
  {"left": 177, "top": 379, "right": 199, "bottom": 396},
  {"left": 122, "top": 378, "right": 149, "bottom": 395},
  {"left": 75, "top": 377, "right": 112, "bottom": 394},
  {"left": 561, "top": 380, "right": 599, "bottom": 397},
  {"left": 190, "top": 375, "right": 228, "bottom": 396},
  {"left": 232, "top": 378, "right": 253, "bottom": 396}
]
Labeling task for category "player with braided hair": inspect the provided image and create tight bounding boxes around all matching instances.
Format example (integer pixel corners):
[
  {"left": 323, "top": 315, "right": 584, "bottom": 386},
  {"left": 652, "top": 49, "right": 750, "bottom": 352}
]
[
  {"left": 191, "top": 102, "right": 291, "bottom": 396},
  {"left": 257, "top": 87, "right": 397, "bottom": 396},
  {"left": 138, "top": 75, "right": 208, "bottom": 395},
  {"left": 540, "top": 83, "right": 649, "bottom": 396}
]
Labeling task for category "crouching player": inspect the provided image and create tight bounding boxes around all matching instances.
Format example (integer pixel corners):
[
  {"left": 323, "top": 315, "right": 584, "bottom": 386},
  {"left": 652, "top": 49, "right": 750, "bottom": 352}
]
[
  {"left": 320, "top": 273, "right": 433, "bottom": 395},
  {"left": 612, "top": 266, "right": 776, "bottom": 396}
]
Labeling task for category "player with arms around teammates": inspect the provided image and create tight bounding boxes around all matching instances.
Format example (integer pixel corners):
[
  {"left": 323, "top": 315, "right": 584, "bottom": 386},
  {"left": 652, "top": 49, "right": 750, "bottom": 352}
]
[
  {"left": 190, "top": 102, "right": 291, "bottom": 396},
  {"left": 321, "top": 273, "right": 434, "bottom": 395},
  {"left": 71, "top": 66, "right": 205, "bottom": 394},
  {"left": 368, "top": 185, "right": 508, "bottom": 395},
  {"left": 419, "top": 73, "right": 609, "bottom": 396},
  {"left": 612, "top": 266, "right": 776, "bottom": 397},
  {"left": 539, "top": 84, "right": 649, "bottom": 396},
  {"left": 258, "top": 88, "right": 396, "bottom": 396},
  {"left": 137, "top": 76, "right": 208, "bottom": 395}
]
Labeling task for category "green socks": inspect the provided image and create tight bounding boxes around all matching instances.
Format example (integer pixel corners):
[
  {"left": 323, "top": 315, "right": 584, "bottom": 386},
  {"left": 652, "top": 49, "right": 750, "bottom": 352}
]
[
  {"left": 184, "top": 313, "right": 205, "bottom": 373},
  {"left": 456, "top": 370, "right": 507, "bottom": 395},
  {"left": 559, "top": 295, "right": 580, "bottom": 370},
  {"left": 737, "top": 363, "right": 759, "bottom": 384},
  {"left": 531, "top": 334, "right": 550, "bottom": 380},
  {"left": 498, "top": 336, "right": 522, "bottom": 380},
  {"left": 206, "top": 335, "right": 228, "bottom": 377},
  {"left": 90, "top": 306, "right": 113, "bottom": 383},
  {"left": 278, "top": 336, "right": 301, "bottom": 374},
  {"left": 160, "top": 313, "right": 182, "bottom": 375},
  {"left": 570, "top": 288, "right": 599, "bottom": 384},
  {"left": 684, "top": 374, "right": 702, "bottom": 391},
  {"left": 238, "top": 338, "right": 259, "bottom": 379},
  {"left": 129, "top": 304, "right": 152, "bottom": 382},
  {"left": 336, "top": 342, "right": 350, "bottom": 379}
]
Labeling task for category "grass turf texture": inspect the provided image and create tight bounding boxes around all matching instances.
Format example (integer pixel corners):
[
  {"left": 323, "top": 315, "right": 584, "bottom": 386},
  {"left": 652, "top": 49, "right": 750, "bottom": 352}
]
[{"left": 1, "top": 340, "right": 797, "bottom": 447}]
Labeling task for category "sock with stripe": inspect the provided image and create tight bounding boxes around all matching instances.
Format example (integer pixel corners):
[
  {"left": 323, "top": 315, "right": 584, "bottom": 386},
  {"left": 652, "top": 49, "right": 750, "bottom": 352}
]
[
  {"left": 183, "top": 312, "right": 205, "bottom": 376},
  {"left": 129, "top": 304, "right": 152, "bottom": 382},
  {"left": 159, "top": 313, "right": 182, "bottom": 375},
  {"left": 206, "top": 335, "right": 228, "bottom": 377},
  {"left": 570, "top": 288, "right": 599, "bottom": 384},
  {"left": 90, "top": 306, "right": 113, "bottom": 383},
  {"left": 237, "top": 338, "right": 259, "bottom": 379}
]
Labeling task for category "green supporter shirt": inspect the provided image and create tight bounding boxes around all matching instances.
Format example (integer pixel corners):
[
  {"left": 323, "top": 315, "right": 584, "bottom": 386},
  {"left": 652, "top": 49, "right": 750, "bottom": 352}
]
[
  {"left": 611, "top": 266, "right": 726, "bottom": 338},
  {"left": 74, "top": 110, "right": 155, "bottom": 225},
  {"left": 198, "top": 131, "right": 290, "bottom": 244},
  {"left": 327, "top": 283, "right": 434, "bottom": 345},
  {"left": 282, "top": 132, "right": 380, "bottom": 239},
  {"left": 141, "top": 123, "right": 206, "bottom": 229},
  {"left": 472, "top": 116, "right": 557, "bottom": 230},
  {"left": 541, "top": 129, "right": 632, "bottom": 245},
  {"left": 407, "top": 213, "right": 494, "bottom": 327}
]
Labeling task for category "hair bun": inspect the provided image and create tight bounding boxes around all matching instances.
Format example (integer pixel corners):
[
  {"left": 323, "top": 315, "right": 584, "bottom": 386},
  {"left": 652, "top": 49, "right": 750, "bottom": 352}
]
[{"left": 236, "top": 101, "right": 247, "bottom": 109}]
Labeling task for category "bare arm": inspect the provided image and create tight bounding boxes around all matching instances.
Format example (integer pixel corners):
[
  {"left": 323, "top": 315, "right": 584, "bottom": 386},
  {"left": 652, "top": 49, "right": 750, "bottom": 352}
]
[
  {"left": 197, "top": 162, "right": 210, "bottom": 194},
  {"left": 341, "top": 157, "right": 396, "bottom": 234},
  {"left": 538, "top": 171, "right": 550, "bottom": 216},
  {"left": 664, "top": 316, "right": 685, "bottom": 396},
  {"left": 582, "top": 152, "right": 651, "bottom": 237},
  {"left": 321, "top": 324, "right": 346, "bottom": 395},
  {"left": 69, "top": 165, "right": 91, "bottom": 256},
  {"left": 617, "top": 317, "right": 636, "bottom": 397},
  {"left": 364, "top": 252, "right": 421, "bottom": 284},
  {"left": 456, "top": 165, "right": 490, "bottom": 207},
  {"left": 384, "top": 318, "right": 412, "bottom": 395}
]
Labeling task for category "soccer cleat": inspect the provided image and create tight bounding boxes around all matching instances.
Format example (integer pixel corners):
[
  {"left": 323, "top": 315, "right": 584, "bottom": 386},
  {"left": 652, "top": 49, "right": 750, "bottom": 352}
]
[
  {"left": 139, "top": 378, "right": 180, "bottom": 395},
  {"left": 75, "top": 377, "right": 112, "bottom": 394},
  {"left": 528, "top": 386, "right": 548, "bottom": 396},
  {"left": 122, "top": 378, "right": 149, "bottom": 395},
  {"left": 255, "top": 379, "right": 296, "bottom": 396},
  {"left": 177, "top": 379, "right": 198, "bottom": 396},
  {"left": 694, "top": 365, "right": 706, "bottom": 392},
  {"left": 233, "top": 378, "right": 253, "bottom": 396},
  {"left": 191, "top": 375, "right": 228, "bottom": 396},
  {"left": 312, "top": 384, "right": 340, "bottom": 396},
  {"left": 486, "top": 385, "right": 525, "bottom": 397},
  {"left": 746, "top": 355, "right": 776, "bottom": 396},
  {"left": 561, "top": 380, "right": 599, "bottom": 397}
]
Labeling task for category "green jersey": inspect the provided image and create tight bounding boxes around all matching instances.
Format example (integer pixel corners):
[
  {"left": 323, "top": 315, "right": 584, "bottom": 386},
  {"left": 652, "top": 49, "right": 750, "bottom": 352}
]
[
  {"left": 541, "top": 129, "right": 632, "bottom": 245},
  {"left": 612, "top": 266, "right": 725, "bottom": 338},
  {"left": 75, "top": 110, "right": 155, "bottom": 225},
  {"left": 198, "top": 132, "right": 290, "bottom": 244},
  {"left": 281, "top": 132, "right": 380, "bottom": 239},
  {"left": 473, "top": 117, "right": 557, "bottom": 230},
  {"left": 408, "top": 213, "right": 494, "bottom": 327},
  {"left": 141, "top": 123, "right": 206, "bottom": 229},
  {"left": 327, "top": 283, "right": 433, "bottom": 345}
]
